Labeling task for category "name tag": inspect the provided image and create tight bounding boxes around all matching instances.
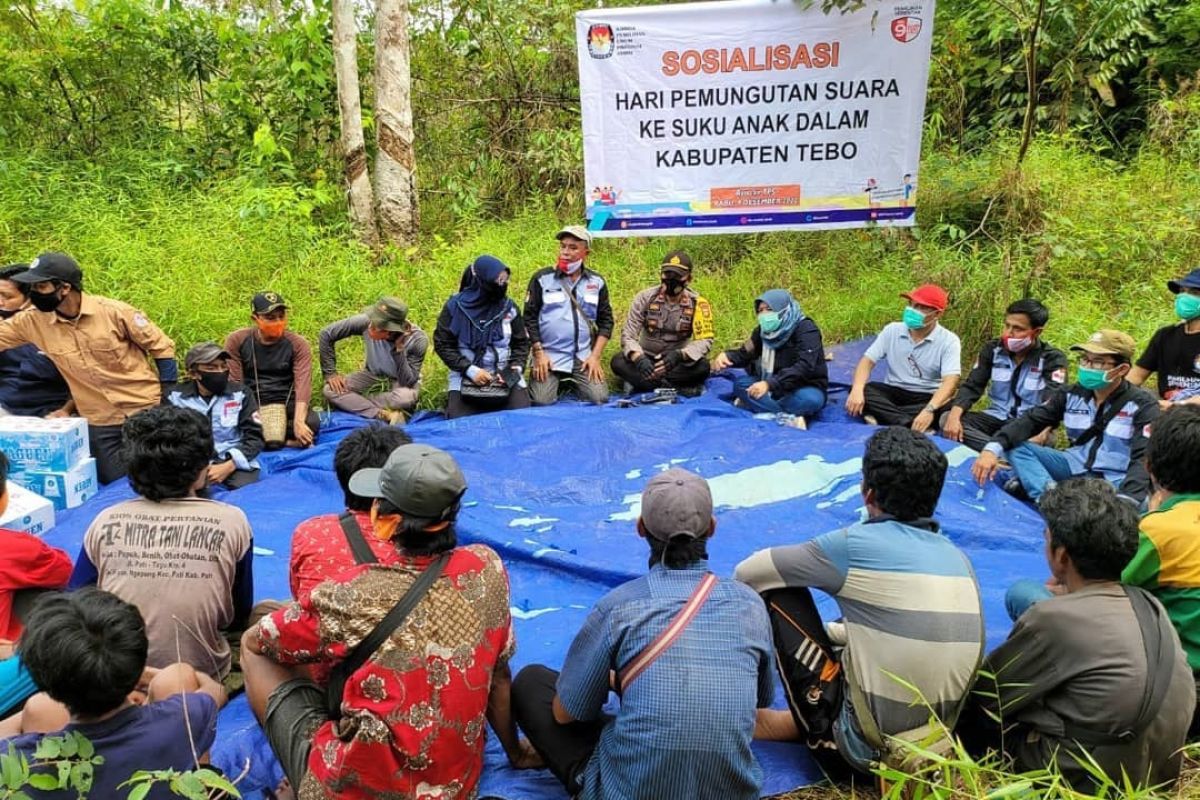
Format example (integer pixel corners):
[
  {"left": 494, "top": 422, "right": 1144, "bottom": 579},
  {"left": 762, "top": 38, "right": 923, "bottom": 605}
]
[
  {"left": 1106, "top": 415, "right": 1134, "bottom": 439},
  {"left": 220, "top": 401, "right": 240, "bottom": 426},
  {"left": 1064, "top": 410, "right": 1092, "bottom": 430},
  {"left": 583, "top": 290, "right": 600, "bottom": 305},
  {"left": 543, "top": 290, "right": 566, "bottom": 305}
]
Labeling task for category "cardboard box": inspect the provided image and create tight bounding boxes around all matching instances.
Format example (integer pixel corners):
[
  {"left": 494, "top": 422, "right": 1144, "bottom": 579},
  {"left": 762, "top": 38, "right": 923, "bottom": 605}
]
[
  {"left": 0, "top": 481, "right": 55, "bottom": 536},
  {"left": 0, "top": 416, "right": 89, "bottom": 472},
  {"left": 14, "top": 458, "right": 98, "bottom": 511}
]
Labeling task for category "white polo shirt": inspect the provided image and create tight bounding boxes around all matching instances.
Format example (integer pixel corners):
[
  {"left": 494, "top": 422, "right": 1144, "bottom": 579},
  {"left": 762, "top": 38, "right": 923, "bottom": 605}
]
[{"left": 865, "top": 321, "right": 962, "bottom": 392}]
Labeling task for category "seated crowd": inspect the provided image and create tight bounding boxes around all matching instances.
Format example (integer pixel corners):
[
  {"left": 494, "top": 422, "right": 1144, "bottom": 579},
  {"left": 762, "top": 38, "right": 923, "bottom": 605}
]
[{"left": 0, "top": 241, "right": 1197, "bottom": 797}]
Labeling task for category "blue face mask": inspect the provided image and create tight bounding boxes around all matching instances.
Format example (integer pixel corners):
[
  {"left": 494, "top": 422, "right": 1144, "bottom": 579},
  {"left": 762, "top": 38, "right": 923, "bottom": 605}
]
[
  {"left": 902, "top": 307, "right": 927, "bottom": 329},
  {"left": 757, "top": 311, "right": 782, "bottom": 334},
  {"left": 1077, "top": 366, "right": 1113, "bottom": 391},
  {"left": 1176, "top": 293, "right": 1200, "bottom": 321}
]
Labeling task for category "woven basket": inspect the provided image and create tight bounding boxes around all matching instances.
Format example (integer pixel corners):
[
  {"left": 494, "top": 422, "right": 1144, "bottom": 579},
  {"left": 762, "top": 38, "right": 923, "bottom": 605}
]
[{"left": 259, "top": 403, "right": 288, "bottom": 448}]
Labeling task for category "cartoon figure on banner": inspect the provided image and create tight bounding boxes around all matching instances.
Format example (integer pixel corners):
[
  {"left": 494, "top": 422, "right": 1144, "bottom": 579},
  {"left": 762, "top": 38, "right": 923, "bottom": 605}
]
[
  {"left": 587, "top": 23, "right": 614, "bottom": 59},
  {"left": 591, "top": 186, "right": 621, "bottom": 206},
  {"left": 902, "top": 173, "right": 915, "bottom": 207},
  {"left": 864, "top": 178, "right": 879, "bottom": 208}
]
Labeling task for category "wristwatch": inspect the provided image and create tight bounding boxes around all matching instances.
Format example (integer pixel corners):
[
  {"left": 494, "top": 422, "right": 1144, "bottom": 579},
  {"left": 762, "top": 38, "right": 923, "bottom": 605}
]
[{"left": 924, "top": 404, "right": 937, "bottom": 414}]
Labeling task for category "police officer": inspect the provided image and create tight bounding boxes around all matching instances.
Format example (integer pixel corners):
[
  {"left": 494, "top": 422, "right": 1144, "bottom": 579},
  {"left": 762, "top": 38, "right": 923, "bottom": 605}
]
[
  {"left": 167, "top": 342, "right": 264, "bottom": 489},
  {"left": 524, "top": 226, "right": 614, "bottom": 405},
  {"left": 611, "top": 251, "right": 714, "bottom": 397},
  {"left": 942, "top": 299, "right": 1068, "bottom": 451},
  {"left": 972, "top": 330, "right": 1160, "bottom": 504}
]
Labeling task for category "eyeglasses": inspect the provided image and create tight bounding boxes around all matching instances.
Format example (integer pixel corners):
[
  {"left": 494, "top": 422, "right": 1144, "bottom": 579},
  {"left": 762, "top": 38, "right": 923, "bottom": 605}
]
[
  {"left": 1077, "top": 356, "right": 1117, "bottom": 369},
  {"left": 906, "top": 354, "right": 923, "bottom": 378}
]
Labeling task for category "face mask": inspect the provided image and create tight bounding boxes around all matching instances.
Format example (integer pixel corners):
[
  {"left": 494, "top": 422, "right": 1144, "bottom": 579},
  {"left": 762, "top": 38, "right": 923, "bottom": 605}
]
[
  {"left": 483, "top": 282, "right": 508, "bottom": 301},
  {"left": 757, "top": 311, "right": 782, "bottom": 334},
  {"left": 197, "top": 371, "right": 229, "bottom": 396},
  {"left": 0, "top": 308, "right": 18, "bottom": 320},
  {"left": 1176, "top": 293, "right": 1200, "bottom": 321},
  {"left": 370, "top": 503, "right": 402, "bottom": 542},
  {"left": 556, "top": 257, "right": 583, "bottom": 276},
  {"left": 255, "top": 318, "right": 287, "bottom": 339},
  {"left": 902, "top": 307, "right": 927, "bottom": 329},
  {"left": 1003, "top": 335, "right": 1033, "bottom": 353},
  {"left": 367, "top": 326, "right": 392, "bottom": 341},
  {"left": 29, "top": 289, "right": 63, "bottom": 313},
  {"left": 1077, "top": 366, "right": 1115, "bottom": 391},
  {"left": 663, "top": 277, "right": 685, "bottom": 295}
]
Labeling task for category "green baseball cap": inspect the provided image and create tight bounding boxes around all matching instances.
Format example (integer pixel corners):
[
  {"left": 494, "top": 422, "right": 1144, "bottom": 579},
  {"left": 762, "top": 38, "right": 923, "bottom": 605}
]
[
  {"left": 349, "top": 444, "right": 467, "bottom": 520},
  {"left": 364, "top": 296, "right": 409, "bottom": 332}
]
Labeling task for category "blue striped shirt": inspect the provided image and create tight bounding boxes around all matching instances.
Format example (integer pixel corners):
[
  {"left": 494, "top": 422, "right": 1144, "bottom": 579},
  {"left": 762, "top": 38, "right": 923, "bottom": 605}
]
[{"left": 557, "top": 561, "right": 774, "bottom": 800}]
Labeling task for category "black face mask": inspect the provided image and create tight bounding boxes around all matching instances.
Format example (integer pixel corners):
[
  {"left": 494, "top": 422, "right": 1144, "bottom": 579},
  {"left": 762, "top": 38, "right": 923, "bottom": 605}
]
[
  {"left": 483, "top": 282, "right": 508, "bottom": 301},
  {"left": 0, "top": 308, "right": 18, "bottom": 320},
  {"left": 662, "top": 277, "right": 686, "bottom": 296},
  {"left": 29, "top": 289, "right": 63, "bottom": 313},
  {"left": 198, "top": 371, "right": 230, "bottom": 396}
]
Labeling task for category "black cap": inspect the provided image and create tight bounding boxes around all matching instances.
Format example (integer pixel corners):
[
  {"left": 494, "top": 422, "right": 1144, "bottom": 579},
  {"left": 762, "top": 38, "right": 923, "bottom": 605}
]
[
  {"left": 13, "top": 253, "right": 82, "bottom": 288},
  {"left": 252, "top": 291, "right": 288, "bottom": 314},
  {"left": 659, "top": 251, "right": 693, "bottom": 275}
]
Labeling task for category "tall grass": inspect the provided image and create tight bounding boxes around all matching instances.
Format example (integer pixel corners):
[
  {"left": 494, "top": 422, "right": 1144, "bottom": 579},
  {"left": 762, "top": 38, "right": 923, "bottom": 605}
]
[{"left": 0, "top": 134, "right": 1197, "bottom": 409}]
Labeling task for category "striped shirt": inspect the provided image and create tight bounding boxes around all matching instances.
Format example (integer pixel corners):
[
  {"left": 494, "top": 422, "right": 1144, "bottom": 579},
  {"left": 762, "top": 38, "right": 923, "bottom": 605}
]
[
  {"left": 735, "top": 517, "right": 983, "bottom": 760},
  {"left": 557, "top": 561, "right": 774, "bottom": 800},
  {"left": 1123, "top": 494, "right": 1200, "bottom": 671}
]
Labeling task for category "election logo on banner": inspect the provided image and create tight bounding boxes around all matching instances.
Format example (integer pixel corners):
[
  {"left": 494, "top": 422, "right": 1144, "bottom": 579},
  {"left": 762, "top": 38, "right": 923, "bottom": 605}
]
[
  {"left": 575, "top": 0, "right": 937, "bottom": 237},
  {"left": 891, "top": 17, "right": 924, "bottom": 43}
]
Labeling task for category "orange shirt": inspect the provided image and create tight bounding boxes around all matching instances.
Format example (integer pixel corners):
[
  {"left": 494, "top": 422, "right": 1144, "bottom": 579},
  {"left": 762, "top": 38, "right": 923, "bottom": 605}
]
[{"left": 0, "top": 295, "right": 174, "bottom": 425}]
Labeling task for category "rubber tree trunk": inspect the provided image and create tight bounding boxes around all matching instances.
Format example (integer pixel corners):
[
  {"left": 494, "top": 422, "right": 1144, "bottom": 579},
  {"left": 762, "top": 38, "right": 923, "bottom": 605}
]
[
  {"left": 373, "top": 0, "right": 419, "bottom": 245},
  {"left": 332, "top": 0, "right": 378, "bottom": 245}
]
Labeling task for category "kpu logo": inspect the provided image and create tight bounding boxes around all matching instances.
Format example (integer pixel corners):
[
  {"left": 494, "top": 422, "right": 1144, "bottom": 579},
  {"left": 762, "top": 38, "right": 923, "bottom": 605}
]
[
  {"left": 587, "top": 23, "right": 614, "bottom": 59},
  {"left": 890, "top": 16, "right": 923, "bottom": 42}
]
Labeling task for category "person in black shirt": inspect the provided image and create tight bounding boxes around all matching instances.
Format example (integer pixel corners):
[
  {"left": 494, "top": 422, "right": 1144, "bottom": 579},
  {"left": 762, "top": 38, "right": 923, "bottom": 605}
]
[{"left": 1129, "top": 268, "right": 1200, "bottom": 408}]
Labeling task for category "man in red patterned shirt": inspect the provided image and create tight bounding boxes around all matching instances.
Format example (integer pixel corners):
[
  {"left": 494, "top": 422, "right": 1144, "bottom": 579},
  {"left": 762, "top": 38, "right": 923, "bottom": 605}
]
[
  {"left": 288, "top": 424, "right": 413, "bottom": 603},
  {"left": 241, "top": 444, "right": 541, "bottom": 799}
]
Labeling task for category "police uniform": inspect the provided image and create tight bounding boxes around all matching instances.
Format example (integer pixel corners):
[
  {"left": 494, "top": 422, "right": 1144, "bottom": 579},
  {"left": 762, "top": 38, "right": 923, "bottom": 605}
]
[
  {"left": 950, "top": 338, "right": 1068, "bottom": 451},
  {"left": 524, "top": 265, "right": 614, "bottom": 405},
  {"left": 611, "top": 284, "right": 714, "bottom": 393}
]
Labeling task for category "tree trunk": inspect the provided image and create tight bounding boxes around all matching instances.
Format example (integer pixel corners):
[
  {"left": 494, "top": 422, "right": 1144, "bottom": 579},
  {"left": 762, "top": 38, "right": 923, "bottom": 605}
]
[
  {"left": 332, "top": 0, "right": 378, "bottom": 246},
  {"left": 373, "top": 0, "right": 419, "bottom": 245},
  {"left": 1015, "top": 0, "right": 1046, "bottom": 165}
]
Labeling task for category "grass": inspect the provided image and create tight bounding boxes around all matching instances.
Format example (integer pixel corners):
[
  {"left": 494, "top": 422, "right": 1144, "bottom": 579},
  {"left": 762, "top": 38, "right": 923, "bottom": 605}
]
[{"left": 1, "top": 136, "right": 1198, "bottom": 409}]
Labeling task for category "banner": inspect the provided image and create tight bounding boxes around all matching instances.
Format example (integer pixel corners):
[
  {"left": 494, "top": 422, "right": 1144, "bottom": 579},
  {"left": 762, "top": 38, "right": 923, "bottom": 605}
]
[{"left": 576, "top": 0, "right": 936, "bottom": 237}]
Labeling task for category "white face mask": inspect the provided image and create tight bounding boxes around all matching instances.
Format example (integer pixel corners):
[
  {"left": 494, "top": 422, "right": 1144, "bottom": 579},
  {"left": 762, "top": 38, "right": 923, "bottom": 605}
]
[{"left": 557, "top": 258, "right": 583, "bottom": 276}]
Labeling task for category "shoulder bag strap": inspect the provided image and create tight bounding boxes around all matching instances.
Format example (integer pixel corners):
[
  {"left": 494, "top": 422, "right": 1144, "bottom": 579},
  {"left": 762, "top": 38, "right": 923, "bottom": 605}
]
[
  {"left": 564, "top": 277, "right": 599, "bottom": 339},
  {"left": 1073, "top": 385, "right": 1128, "bottom": 452},
  {"left": 338, "top": 512, "right": 378, "bottom": 566},
  {"left": 615, "top": 572, "right": 717, "bottom": 693},
  {"left": 325, "top": 551, "right": 450, "bottom": 719}
]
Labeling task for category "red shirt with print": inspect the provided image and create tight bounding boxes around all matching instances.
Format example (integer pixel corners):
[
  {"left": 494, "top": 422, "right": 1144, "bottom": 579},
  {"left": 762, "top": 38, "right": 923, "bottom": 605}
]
[
  {"left": 288, "top": 511, "right": 403, "bottom": 602},
  {"left": 0, "top": 529, "right": 73, "bottom": 641},
  {"left": 257, "top": 544, "right": 514, "bottom": 800}
]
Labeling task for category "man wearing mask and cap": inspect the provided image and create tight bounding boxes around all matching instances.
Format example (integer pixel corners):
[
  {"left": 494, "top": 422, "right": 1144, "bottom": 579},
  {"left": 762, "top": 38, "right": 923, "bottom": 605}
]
[
  {"left": 972, "top": 329, "right": 1161, "bottom": 505},
  {"left": 1129, "top": 268, "right": 1200, "bottom": 407},
  {"left": 0, "top": 253, "right": 177, "bottom": 484},
  {"left": 523, "top": 226, "right": 615, "bottom": 405},
  {"left": 846, "top": 283, "right": 962, "bottom": 431},
  {"left": 611, "top": 251, "right": 715, "bottom": 397},
  {"left": 240, "top": 443, "right": 540, "bottom": 799},
  {"left": 942, "top": 298, "right": 1068, "bottom": 451},
  {"left": 224, "top": 292, "right": 320, "bottom": 449},
  {"left": 0, "top": 264, "right": 71, "bottom": 418},
  {"left": 319, "top": 296, "right": 428, "bottom": 423},
  {"left": 512, "top": 468, "right": 774, "bottom": 800},
  {"left": 167, "top": 342, "right": 265, "bottom": 490}
]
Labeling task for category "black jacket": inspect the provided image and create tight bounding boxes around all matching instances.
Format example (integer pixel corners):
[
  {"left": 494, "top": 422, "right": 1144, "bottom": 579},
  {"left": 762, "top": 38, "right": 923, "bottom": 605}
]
[{"left": 724, "top": 317, "right": 828, "bottom": 397}]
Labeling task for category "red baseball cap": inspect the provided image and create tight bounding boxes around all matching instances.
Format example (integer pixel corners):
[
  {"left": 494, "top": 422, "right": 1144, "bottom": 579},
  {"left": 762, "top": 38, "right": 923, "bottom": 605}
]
[{"left": 901, "top": 284, "right": 948, "bottom": 312}]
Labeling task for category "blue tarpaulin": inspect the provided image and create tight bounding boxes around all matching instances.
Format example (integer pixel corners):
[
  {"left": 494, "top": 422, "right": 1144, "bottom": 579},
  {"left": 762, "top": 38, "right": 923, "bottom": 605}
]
[{"left": 39, "top": 338, "right": 1046, "bottom": 798}]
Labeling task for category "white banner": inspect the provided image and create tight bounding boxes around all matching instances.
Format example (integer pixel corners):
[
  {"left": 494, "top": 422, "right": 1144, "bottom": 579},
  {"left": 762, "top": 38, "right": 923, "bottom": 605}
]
[{"left": 576, "top": 0, "right": 935, "bottom": 237}]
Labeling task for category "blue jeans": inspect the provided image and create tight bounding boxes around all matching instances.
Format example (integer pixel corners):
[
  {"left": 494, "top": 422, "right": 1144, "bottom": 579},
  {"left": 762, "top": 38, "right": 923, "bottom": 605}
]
[
  {"left": 1004, "top": 578, "right": 1054, "bottom": 622},
  {"left": 733, "top": 376, "right": 826, "bottom": 417},
  {"left": 0, "top": 655, "right": 37, "bottom": 717},
  {"left": 1007, "top": 443, "right": 1079, "bottom": 501}
]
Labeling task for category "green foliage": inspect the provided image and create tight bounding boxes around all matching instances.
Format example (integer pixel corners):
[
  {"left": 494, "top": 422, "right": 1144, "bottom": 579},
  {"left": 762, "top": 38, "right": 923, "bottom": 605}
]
[
  {"left": 122, "top": 766, "right": 240, "bottom": 800},
  {"left": 0, "top": 731, "right": 103, "bottom": 800}
]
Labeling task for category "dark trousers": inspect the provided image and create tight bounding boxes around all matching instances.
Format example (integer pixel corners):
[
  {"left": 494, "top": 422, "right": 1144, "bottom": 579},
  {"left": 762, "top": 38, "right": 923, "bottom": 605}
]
[
  {"left": 88, "top": 423, "right": 127, "bottom": 485},
  {"left": 954, "top": 411, "right": 1006, "bottom": 452},
  {"left": 862, "top": 382, "right": 939, "bottom": 427},
  {"left": 610, "top": 353, "right": 710, "bottom": 393},
  {"left": 445, "top": 387, "right": 531, "bottom": 420},
  {"left": 511, "top": 664, "right": 608, "bottom": 794},
  {"left": 221, "top": 467, "right": 261, "bottom": 490},
  {"left": 762, "top": 587, "right": 854, "bottom": 779}
]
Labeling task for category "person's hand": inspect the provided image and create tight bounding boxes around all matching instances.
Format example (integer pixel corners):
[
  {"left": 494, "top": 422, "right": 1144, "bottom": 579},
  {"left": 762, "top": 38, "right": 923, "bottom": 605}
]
[
  {"left": 635, "top": 355, "right": 656, "bottom": 381},
  {"left": 473, "top": 369, "right": 495, "bottom": 386},
  {"left": 748, "top": 381, "right": 770, "bottom": 400},
  {"left": 582, "top": 354, "right": 605, "bottom": 383},
  {"left": 508, "top": 738, "right": 544, "bottom": 770},
  {"left": 660, "top": 350, "right": 683, "bottom": 370},
  {"left": 1029, "top": 427, "right": 1053, "bottom": 446},
  {"left": 45, "top": 406, "right": 70, "bottom": 419},
  {"left": 326, "top": 374, "right": 348, "bottom": 396},
  {"left": 911, "top": 409, "right": 935, "bottom": 433},
  {"left": 942, "top": 409, "right": 964, "bottom": 442},
  {"left": 971, "top": 451, "right": 1000, "bottom": 487},
  {"left": 207, "top": 460, "right": 237, "bottom": 485},
  {"left": 128, "top": 666, "right": 161, "bottom": 705},
  {"left": 711, "top": 352, "right": 733, "bottom": 372},
  {"left": 293, "top": 418, "right": 315, "bottom": 447},
  {"left": 1045, "top": 576, "right": 1067, "bottom": 597},
  {"left": 845, "top": 386, "right": 865, "bottom": 417},
  {"left": 531, "top": 351, "right": 552, "bottom": 382}
]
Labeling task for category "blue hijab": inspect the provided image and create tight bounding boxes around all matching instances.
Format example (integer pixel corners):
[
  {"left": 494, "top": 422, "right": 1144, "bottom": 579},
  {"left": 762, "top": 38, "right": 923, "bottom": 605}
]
[
  {"left": 448, "top": 254, "right": 515, "bottom": 352},
  {"left": 755, "top": 289, "right": 805, "bottom": 347}
]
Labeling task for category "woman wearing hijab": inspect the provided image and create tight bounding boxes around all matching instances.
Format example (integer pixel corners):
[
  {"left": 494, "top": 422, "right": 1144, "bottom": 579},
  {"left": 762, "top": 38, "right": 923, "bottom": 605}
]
[
  {"left": 434, "top": 254, "right": 531, "bottom": 419},
  {"left": 711, "top": 289, "right": 828, "bottom": 425}
]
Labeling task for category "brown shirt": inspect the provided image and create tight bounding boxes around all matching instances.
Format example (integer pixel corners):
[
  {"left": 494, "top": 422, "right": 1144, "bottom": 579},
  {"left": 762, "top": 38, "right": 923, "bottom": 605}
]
[
  {"left": 620, "top": 286, "right": 714, "bottom": 362},
  {"left": 0, "top": 295, "right": 174, "bottom": 425},
  {"left": 83, "top": 497, "right": 254, "bottom": 679}
]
